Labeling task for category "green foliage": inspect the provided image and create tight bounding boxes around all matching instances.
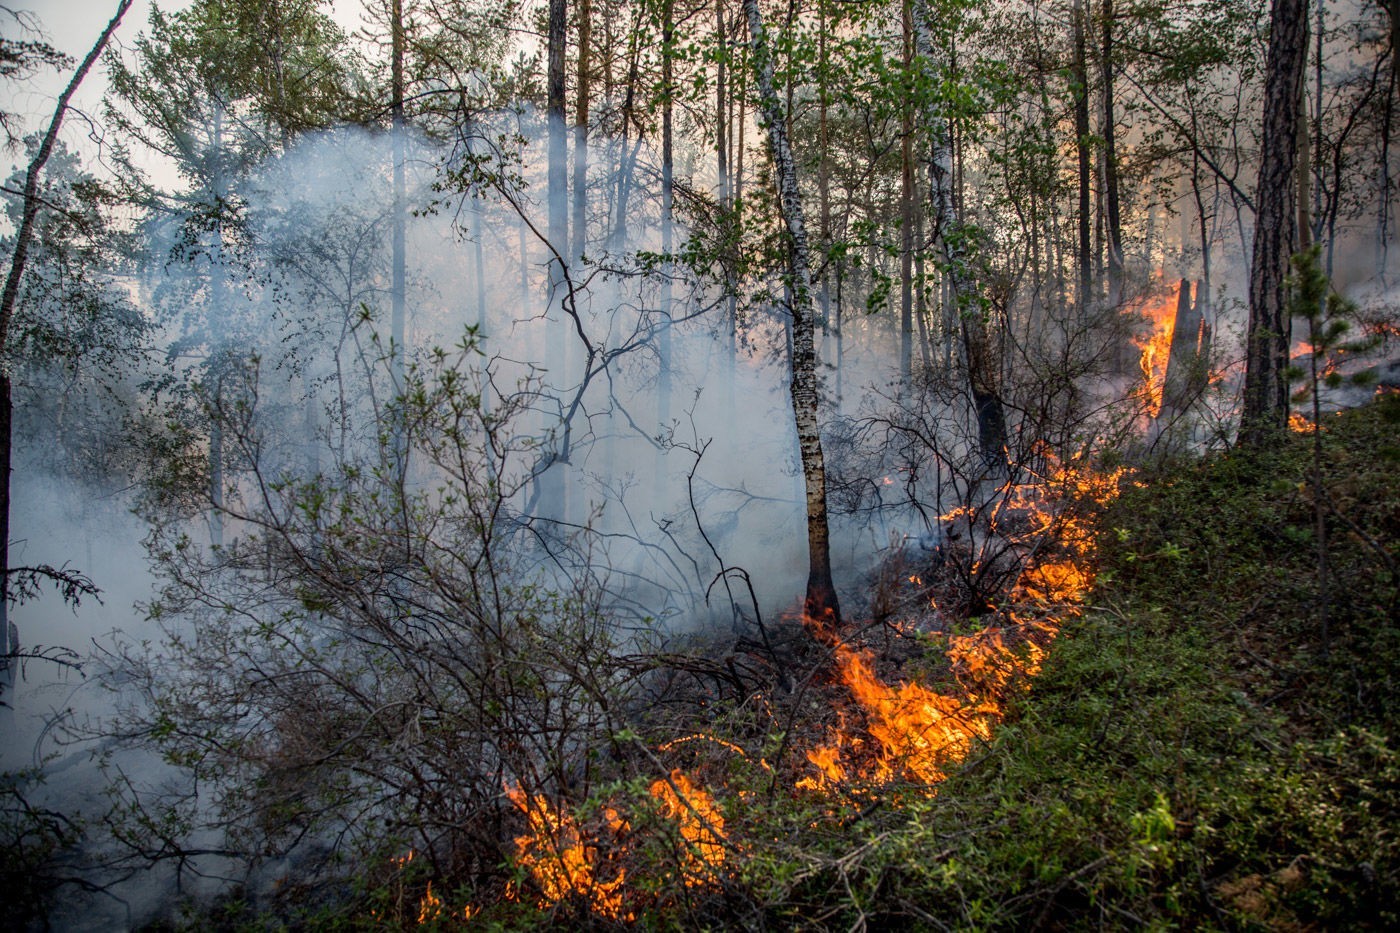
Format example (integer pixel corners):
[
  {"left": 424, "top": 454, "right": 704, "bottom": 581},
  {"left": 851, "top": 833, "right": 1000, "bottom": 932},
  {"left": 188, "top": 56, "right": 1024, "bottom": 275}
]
[{"left": 610, "top": 397, "right": 1400, "bottom": 931}]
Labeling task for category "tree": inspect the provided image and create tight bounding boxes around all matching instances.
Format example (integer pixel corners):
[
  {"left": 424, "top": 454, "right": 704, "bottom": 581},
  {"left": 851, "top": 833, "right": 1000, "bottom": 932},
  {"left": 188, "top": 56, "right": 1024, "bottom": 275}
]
[
  {"left": 1241, "top": 0, "right": 1309, "bottom": 447},
  {"left": 742, "top": 0, "right": 840, "bottom": 626},
  {"left": 912, "top": 0, "right": 1007, "bottom": 469},
  {"left": 0, "top": 0, "right": 132, "bottom": 701}
]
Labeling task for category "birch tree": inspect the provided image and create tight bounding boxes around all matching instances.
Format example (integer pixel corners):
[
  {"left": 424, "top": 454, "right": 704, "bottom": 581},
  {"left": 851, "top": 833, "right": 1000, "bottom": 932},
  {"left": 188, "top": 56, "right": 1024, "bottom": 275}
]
[
  {"left": 742, "top": 0, "right": 841, "bottom": 626},
  {"left": 912, "top": 0, "right": 1007, "bottom": 469},
  {"left": 0, "top": 0, "right": 132, "bottom": 699}
]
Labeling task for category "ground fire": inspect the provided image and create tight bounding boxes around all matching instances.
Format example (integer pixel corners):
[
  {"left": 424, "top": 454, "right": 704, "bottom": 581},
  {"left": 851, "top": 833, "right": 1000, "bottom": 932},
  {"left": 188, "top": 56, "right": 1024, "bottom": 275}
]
[{"left": 402, "top": 456, "right": 1127, "bottom": 921}]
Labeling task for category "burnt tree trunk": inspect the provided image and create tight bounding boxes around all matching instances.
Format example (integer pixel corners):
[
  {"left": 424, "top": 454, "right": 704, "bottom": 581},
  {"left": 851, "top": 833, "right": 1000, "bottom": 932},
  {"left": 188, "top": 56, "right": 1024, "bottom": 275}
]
[
  {"left": 1160, "top": 278, "right": 1206, "bottom": 417},
  {"left": 1241, "top": 0, "right": 1308, "bottom": 448},
  {"left": 743, "top": 0, "right": 841, "bottom": 626}
]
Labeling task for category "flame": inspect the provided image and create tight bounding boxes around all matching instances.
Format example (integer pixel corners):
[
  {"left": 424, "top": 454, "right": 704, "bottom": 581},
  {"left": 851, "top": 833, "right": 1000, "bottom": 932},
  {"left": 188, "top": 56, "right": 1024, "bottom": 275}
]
[
  {"left": 798, "top": 457, "right": 1123, "bottom": 792},
  {"left": 1133, "top": 291, "right": 1177, "bottom": 418},
  {"left": 416, "top": 881, "right": 443, "bottom": 924},
  {"left": 506, "top": 785, "right": 629, "bottom": 919},
  {"left": 649, "top": 770, "right": 727, "bottom": 883},
  {"left": 466, "top": 457, "right": 1124, "bottom": 918},
  {"left": 1289, "top": 411, "right": 1317, "bottom": 433},
  {"left": 503, "top": 768, "right": 726, "bottom": 916}
]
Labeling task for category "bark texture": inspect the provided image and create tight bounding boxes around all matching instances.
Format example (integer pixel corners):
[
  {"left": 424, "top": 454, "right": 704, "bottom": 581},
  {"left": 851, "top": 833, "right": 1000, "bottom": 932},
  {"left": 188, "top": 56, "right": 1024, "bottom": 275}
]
[
  {"left": 1241, "top": 0, "right": 1309, "bottom": 447},
  {"left": 743, "top": 0, "right": 841, "bottom": 626}
]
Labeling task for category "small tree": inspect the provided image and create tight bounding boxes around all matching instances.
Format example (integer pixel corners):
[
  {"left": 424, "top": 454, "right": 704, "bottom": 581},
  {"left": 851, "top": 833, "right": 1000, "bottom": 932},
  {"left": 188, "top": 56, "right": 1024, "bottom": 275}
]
[{"left": 1286, "top": 245, "right": 1378, "bottom": 657}]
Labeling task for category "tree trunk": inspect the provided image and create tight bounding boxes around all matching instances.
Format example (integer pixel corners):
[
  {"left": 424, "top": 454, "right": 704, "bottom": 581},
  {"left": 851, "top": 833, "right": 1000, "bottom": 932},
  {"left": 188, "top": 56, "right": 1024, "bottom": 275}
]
[
  {"left": 0, "top": 0, "right": 132, "bottom": 694},
  {"left": 1072, "top": 0, "right": 1093, "bottom": 310},
  {"left": 1161, "top": 278, "right": 1205, "bottom": 417},
  {"left": 1378, "top": 0, "right": 1397, "bottom": 279},
  {"left": 656, "top": 0, "right": 675, "bottom": 504},
  {"left": 1241, "top": 0, "right": 1308, "bottom": 448},
  {"left": 743, "top": 0, "right": 841, "bottom": 626},
  {"left": 574, "top": 0, "right": 591, "bottom": 265},
  {"left": 1100, "top": 0, "right": 1123, "bottom": 305},
  {"left": 391, "top": 0, "right": 407, "bottom": 473},
  {"left": 913, "top": 0, "right": 1006, "bottom": 468},
  {"left": 900, "top": 0, "right": 915, "bottom": 387},
  {"left": 542, "top": 0, "right": 569, "bottom": 516}
]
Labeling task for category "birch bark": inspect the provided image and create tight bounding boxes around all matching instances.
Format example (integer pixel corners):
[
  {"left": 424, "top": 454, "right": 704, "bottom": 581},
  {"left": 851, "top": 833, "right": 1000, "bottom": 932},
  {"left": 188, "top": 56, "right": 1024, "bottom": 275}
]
[{"left": 742, "top": 0, "right": 841, "bottom": 625}]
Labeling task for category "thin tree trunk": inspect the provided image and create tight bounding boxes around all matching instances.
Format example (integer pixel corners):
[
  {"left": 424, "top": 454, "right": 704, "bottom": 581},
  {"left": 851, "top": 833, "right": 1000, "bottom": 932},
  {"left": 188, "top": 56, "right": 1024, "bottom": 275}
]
[
  {"left": 913, "top": 0, "right": 1007, "bottom": 468},
  {"left": 1378, "top": 1, "right": 1397, "bottom": 279},
  {"left": 1101, "top": 0, "right": 1123, "bottom": 305},
  {"left": 1241, "top": 0, "right": 1308, "bottom": 447},
  {"left": 1072, "top": 0, "right": 1093, "bottom": 310},
  {"left": 574, "top": 0, "right": 591, "bottom": 265},
  {"left": 657, "top": 0, "right": 675, "bottom": 502},
  {"left": 900, "top": 0, "right": 915, "bottom": 387},
  {"left": 391, "top": 0, "right": 407, "bottom": 457},
  {"left": 543, "top": 0, "right": 569, "bottom": 516},
  {"left": 743, "top": 0, "right": 841, "bottom": 626},
  {"left": 0, "top": 0, "right": 132, "bottom": 693}
]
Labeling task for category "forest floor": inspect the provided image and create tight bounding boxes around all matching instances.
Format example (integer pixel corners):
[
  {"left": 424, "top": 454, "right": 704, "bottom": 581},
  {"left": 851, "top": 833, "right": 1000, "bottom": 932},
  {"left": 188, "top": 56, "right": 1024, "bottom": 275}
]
[
  {"left": 142, "top": 391, "right": 1400, "bottom": 931},
  {"left": 703, "top": 389, "right": 1400, "bottom": 930}
]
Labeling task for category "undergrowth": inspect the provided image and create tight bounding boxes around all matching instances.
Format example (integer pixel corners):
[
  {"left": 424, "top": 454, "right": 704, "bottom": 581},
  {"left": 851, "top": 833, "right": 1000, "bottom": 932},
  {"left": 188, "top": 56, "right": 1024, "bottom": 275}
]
[
  {"left": 208, "top": 396, "right": 1400, "bottom": 930},
  {"left": 727, "top": 393, "right": 1400, "bottom": 930}
]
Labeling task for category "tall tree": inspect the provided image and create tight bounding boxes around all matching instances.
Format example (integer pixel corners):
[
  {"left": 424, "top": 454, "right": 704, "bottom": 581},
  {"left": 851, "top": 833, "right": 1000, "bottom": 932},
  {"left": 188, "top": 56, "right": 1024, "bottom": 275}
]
[
  {"left": 0, "top": 0, "right": 133, "bottom": 700},
  {"left": 913, "top": 0, "right": 1006, "bottom": 468},
  {"left": 541, "top": 0, "right": 569, "bottom": 517},
  {"left": 743, "top": 0, "right": 841, "bottom": 626},
  {"left": 1100, "top": 0, "right": 1124, "bottom": 305},
  {"left": 1241, "top": 0, "right": 1309, "bottom": 447},
  {"left": 1071, "top": 0, "right": 1093, "bottom": 308}
]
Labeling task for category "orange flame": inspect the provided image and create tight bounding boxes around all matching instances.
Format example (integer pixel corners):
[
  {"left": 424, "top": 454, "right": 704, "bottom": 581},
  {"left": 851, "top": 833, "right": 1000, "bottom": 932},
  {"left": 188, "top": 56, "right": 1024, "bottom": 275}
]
[
  {"left": 649, "top": 770, "right": 727, "bottom": 883},
  {"left": 506, "top": 786, "right": 629, "bottom": 919},
  {"left": 798, "top": 457, "right": 1123, "bottom": 792},
  {"left": 1133, "top": 291, "right": 1177, "bottom": 418}
]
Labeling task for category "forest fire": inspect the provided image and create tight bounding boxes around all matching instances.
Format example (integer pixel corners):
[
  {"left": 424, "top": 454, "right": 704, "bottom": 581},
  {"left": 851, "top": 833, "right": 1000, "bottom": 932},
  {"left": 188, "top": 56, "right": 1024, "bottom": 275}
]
[
  {"left": 506, "top": 786, "right": 630, "bottom": 919},
  {"left": 1134, "top": 289, "right": 1179, "bottom": 418},
  {"left": 378, "top": 457, "right": 1121, "bottom": 923},
  {"left": 648, "top": 770, "right": 728, "bottom": 884},
  {"left": 796, "top": 459, "right": 1118, "bottom": 792}
]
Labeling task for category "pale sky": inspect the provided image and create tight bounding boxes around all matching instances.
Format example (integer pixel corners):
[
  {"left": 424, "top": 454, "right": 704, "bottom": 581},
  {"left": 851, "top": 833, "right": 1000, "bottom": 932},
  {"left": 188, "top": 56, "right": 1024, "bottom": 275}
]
[{"left": 5, "top": 0, "right": 369, "bottom": 179}]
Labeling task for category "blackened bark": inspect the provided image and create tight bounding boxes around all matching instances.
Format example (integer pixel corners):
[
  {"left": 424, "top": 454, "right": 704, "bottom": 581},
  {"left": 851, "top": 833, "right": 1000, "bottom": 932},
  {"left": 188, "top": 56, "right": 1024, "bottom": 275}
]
[
  {"left": 743, "top": 0, "right": 841, "bottom": 626},
  {"left": 1241, "top": 0, "right": 1308, "bottom": 447},
  {"left": 1161, "top": 278, "right": 1206, "bottom": 416}
]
